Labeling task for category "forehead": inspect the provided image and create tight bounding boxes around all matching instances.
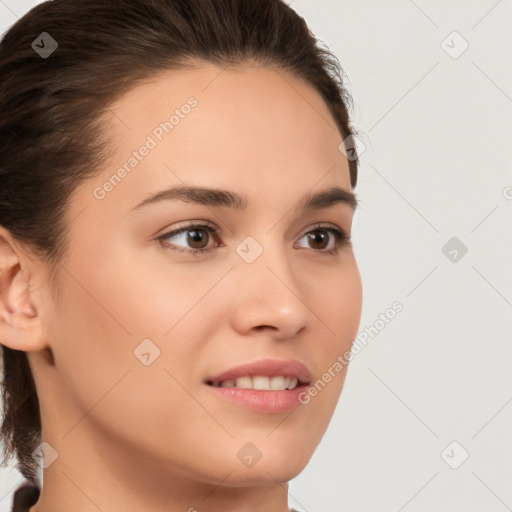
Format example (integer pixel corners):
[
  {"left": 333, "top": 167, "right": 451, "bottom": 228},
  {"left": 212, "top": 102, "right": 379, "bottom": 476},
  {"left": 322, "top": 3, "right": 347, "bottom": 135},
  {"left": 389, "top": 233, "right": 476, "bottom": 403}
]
[
  {"left": 69, "top": 63, "right": 351, "bottom": 225},
  {"left": 105, "top": 62, "right": 346, "bottom": 163}
]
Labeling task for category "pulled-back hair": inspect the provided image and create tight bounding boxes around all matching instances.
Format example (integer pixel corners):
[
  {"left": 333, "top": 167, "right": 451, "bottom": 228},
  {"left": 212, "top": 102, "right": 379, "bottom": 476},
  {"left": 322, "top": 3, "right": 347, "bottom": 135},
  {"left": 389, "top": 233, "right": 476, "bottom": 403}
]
[{"left": 0, "top": 0, "right": 360, "bottom": 481}]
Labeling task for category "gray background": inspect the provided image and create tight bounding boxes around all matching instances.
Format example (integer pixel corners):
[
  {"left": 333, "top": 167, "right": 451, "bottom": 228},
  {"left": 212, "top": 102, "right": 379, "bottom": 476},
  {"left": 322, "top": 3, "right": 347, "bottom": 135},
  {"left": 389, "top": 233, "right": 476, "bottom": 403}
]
[{"left": 1, "top": 1, "right": 511, "bottom": 510}]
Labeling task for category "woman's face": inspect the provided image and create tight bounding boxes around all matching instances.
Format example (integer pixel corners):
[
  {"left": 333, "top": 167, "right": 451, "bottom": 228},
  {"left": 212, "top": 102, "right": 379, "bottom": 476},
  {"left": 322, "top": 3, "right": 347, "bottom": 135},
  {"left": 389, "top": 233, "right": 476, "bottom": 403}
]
[{"left": 31, "top": 63, "right": 362, "bottom": 487}]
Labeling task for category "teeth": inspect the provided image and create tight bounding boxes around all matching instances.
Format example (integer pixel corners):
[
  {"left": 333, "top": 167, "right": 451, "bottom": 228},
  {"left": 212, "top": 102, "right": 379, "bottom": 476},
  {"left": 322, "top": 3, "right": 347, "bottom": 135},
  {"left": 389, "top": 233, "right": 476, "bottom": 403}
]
[
  {"left": 213, "top": 375, "right": 299, "bottom": 390},
  {"left": 236, "top": 376, "right": 253, "bottom": 389},
  {"left": 270, "top": 376, "right": 286, "bottom": 390},
  {"left": 252, "top": 376, "right": 270, "bottom": 390},
  {"left": 285, "top": 377, "right": 299, "bottom": 390}
]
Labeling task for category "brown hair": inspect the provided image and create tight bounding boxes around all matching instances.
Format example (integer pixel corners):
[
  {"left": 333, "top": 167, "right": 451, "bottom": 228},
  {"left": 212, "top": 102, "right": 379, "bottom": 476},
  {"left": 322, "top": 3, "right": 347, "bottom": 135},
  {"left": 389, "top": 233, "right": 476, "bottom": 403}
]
[{"left": 0, "top": 0, "right": 361, "bottom": 481}]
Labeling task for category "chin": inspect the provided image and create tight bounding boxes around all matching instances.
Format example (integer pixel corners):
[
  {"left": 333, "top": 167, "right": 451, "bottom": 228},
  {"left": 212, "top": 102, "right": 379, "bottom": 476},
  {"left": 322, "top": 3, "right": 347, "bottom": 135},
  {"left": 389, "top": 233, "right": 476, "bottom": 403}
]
[
  {"left": 218, "top": 446, "right": 313, "bottom": 487},
  {"left": 221, "top": 465, "right": 306, "bottom": 488}
]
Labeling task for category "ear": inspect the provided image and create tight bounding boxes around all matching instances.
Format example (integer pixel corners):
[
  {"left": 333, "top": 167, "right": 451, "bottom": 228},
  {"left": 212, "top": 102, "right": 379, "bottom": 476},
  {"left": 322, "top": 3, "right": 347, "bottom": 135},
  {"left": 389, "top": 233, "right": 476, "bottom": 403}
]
[{"left": 0, "top": 226, "right": 47, "bottom": 352}]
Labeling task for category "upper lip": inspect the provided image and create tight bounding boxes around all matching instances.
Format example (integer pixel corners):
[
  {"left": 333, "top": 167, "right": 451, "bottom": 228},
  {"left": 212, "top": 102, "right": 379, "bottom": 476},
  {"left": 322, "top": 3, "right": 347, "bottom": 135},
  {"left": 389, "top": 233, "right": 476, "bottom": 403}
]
[{"left": 205, "top": 358, "right": 312, "bottom": 386}]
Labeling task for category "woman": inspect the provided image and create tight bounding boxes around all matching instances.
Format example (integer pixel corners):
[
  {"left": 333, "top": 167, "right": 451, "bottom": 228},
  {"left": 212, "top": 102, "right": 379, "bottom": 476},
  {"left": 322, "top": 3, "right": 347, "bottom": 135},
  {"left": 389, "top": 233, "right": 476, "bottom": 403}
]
[{"left": 0, "top": 0, "right": 363, "bottom": 510}]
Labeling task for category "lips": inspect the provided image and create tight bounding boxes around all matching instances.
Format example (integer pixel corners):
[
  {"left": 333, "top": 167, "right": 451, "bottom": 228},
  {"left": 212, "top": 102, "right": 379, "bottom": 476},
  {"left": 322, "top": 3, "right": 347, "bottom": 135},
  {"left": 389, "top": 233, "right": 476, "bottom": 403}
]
[{"left": 205, "top": 358, "right": 312, "bottom": 387}]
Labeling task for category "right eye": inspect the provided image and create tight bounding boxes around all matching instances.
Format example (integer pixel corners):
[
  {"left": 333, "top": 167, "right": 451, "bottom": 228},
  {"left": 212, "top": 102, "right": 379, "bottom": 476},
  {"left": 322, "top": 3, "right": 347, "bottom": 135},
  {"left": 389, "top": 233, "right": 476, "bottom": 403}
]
[{"left": 157, "top": 222, "right": 222, "bottom": 255}]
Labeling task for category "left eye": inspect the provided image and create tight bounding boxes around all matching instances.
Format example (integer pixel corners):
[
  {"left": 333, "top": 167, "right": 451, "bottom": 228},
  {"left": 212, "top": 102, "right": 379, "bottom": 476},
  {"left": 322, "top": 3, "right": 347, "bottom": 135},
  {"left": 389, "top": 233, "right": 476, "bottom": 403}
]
[
  {"left": 157, "top": 222, "right": 351, "bottom": 255},
  {"left": 296, "top": 227, "right": 343, "bottom": 252}
]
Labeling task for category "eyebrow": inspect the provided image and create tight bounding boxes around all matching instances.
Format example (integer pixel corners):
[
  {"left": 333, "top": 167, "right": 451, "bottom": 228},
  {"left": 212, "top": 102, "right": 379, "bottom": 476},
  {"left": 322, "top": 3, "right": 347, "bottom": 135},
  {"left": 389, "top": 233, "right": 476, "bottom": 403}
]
[{"left": 130, "top": 184, "right": 359, "bottom": 213}]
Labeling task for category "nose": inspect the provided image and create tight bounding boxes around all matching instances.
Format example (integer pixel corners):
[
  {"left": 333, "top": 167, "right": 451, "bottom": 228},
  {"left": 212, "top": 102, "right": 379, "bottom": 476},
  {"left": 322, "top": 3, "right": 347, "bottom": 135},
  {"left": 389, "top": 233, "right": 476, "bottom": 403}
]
[{"left": 228, "top": 241, "right": 309, "bottom": 339}]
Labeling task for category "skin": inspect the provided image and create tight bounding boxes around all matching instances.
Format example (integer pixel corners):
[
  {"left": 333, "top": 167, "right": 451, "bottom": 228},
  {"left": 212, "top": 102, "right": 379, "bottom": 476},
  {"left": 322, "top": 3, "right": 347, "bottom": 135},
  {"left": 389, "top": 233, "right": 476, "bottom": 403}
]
[{"left": 0, "top": 62, "right": 362, "bottom": 512}]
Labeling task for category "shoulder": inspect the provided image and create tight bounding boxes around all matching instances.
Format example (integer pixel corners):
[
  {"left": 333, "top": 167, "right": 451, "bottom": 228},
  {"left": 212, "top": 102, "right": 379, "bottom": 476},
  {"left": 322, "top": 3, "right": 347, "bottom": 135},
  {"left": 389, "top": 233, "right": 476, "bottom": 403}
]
[{"left": 11, "top": 481, "right": 41, "bottom": 512}]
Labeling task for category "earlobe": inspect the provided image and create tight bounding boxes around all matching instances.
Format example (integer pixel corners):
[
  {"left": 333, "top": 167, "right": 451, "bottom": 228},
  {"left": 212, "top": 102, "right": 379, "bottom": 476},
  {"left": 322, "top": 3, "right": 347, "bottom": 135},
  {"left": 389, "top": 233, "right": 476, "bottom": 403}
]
[{"left": 0, "top": 228, "right": 46, "bottom": 352}]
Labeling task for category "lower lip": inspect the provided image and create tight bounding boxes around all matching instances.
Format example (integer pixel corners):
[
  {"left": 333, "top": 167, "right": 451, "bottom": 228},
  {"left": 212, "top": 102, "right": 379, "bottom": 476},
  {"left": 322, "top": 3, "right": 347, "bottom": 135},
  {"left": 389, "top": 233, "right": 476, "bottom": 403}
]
[{"left": 206, "top": 384, "right": 309, "bottom": 413}]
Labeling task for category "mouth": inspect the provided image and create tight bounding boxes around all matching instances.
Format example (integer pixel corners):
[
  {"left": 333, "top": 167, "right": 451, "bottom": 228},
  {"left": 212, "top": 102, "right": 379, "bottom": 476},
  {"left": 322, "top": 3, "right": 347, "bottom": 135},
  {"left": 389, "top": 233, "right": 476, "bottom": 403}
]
[
  {"left": 205, "top": 375, "right": 307, "bottom": 390},
  {"left": 203, "top": 358, "right": 312, "bottom": 413},
  {"left": 204, "top": 358, "right": 311, "bottom": 389}
]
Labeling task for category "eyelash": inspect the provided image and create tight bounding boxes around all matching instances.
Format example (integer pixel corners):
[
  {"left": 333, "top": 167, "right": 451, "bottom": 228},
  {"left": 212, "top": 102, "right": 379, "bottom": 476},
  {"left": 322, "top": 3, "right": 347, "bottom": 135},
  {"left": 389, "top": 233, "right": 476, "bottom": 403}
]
[{"left": 156, "top": 222, "right": 352, "bottom": 257}]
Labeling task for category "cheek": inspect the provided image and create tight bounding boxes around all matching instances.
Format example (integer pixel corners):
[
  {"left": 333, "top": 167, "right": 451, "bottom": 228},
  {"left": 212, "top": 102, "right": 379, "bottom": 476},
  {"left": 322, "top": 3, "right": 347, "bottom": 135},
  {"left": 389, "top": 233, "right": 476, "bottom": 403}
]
[
  {"left": 307, "top": 257, "right": 363, "bottom": 349},
  {"left": 92, "top": 243, "right": 232, "bottom": 337},
  {"left": 51, "top": 246, "right": 225, "bottom": 403},
  {"left": 62, "top": 249, "right": 198, "bottom": 337},
  {"left": 304, "top": 260, "right": 362, "bottom": 404},
  {"left": 49, "top": 265, "right": 209, "bottom": 456}
]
